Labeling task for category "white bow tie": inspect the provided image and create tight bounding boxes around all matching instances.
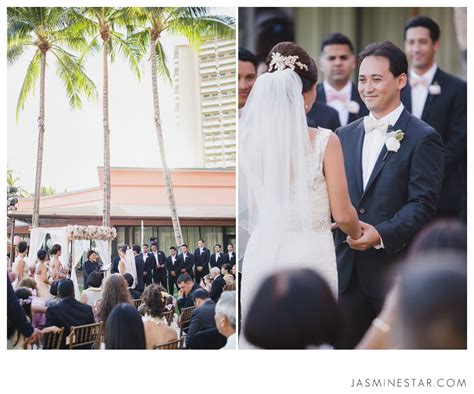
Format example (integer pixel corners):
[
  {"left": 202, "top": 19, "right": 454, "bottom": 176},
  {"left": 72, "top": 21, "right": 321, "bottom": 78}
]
[{"left": 364, "top": 117, "right": 390, "bottom": 133}]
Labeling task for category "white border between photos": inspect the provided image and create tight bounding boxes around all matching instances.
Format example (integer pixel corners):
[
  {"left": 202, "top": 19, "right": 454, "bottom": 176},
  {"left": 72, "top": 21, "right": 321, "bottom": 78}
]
[{"left": 1, "top": 0, "right": 472, "bottom": 393}]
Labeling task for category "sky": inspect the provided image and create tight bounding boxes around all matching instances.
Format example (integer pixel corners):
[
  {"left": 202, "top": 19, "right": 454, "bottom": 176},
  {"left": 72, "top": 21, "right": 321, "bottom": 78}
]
[{"left": 7, "top": 7, "right": 236, "bottom": 193}]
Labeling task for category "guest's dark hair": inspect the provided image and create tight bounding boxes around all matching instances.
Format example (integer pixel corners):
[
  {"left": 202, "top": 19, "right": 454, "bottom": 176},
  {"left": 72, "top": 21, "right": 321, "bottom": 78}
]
[
  {"left": 244, "top": 268, "right": 342, "bottom": 349},
  {"left": 143, "top": 243, "right": 149, "bottom": 248},
  {"left": 221, "top": 263, "right": 232, "bottom": 273},
  {"left": 408, "top": 219, "right": 467, "bottom": 257},
  {"left": 239, "top": 47, "right": 258, "bottom": 69},
  {"left": 320, "top": 32, "right": 354, "bottom": 53},
  {"left": 15, "top": 287, "right": 33, "bottom": 322},
  {"left": 191, "top": 288, "right": 210, "bottom": 303},
  {"left": 87, "top": 271, "right": 103, "bottom": 288},
  {"left": 215, "top": 244, "right": 222, "bottom": 249},
  {"left": 50, "top": 280, "right": 60, "bottom": 296},
  {"left": 181, "top": 243, "right": 188, "bottom": 248},
  {"left": 99, "top": 274, "right": 131, "bottom": 324},
  {"left": 177, "top": 273, "right": 193, "bottom": 284},
  {"left": 266, "top": 42, "right": 318, "bottom": 93},
  {"left": 58, "top": 279, "right": 74, "bottom": 299},
  {"left": 359, "top": 41, "right": 408, "bottom": 77},
  {"left": 50, "top": 244, "right": 61, "bottom": 255},
  {"left": 142, "top": 284, "right": 165, "bottom": 318},
  {"left": 18, "top": 277, "right": 36, "bottom": 291},
  {"left": 37, "top": 249, "right": 47, "bottom": 261},
  {"left": 18, "top": 241, "right": 28, "bottom": 253},
  {"left": 169, "top": 246, "right": 177, "bottom": 251},
  {"left": 132, "top": 244, "right": 141, "bottom": 254},
  {"left": 123, "top": 273, "right": 134, "bottom": 287},
  {"left": 87, "top": 250, "right": 96, "bottom": 259},
  {"left": 404, "top": 15, "right": 440, "bottom": 42},
  {"left": 104, "top": 303, "right": 146, "bottom": 349}
]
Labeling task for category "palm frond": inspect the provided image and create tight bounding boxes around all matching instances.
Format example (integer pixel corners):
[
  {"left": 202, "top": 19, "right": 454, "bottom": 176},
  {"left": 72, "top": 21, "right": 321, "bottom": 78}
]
[
  {"left": 110, "top": 30, "right": 143, "bottom": 79},
  {"left": 154, "top": 39, "right": 171, "bottom": 82},
  {"left": 16, "top": 50, "right": 41, "bottom": 122}
]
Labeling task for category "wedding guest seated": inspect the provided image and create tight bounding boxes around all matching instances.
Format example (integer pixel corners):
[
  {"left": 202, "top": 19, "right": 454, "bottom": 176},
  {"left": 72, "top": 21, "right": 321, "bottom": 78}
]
[
  {"left": 244, "top": 269, "right": 342, "bottom": 349},
  {"left": 45, "top": 280, "right": 62, "bottom": 308},
  {"left": 186, "top": 289, "right": 222, "bottom": 349},
  {"left": 124, "top": 273, "right": 141, "bottom": 300},
  {"left": 142, "top": 284, "right": 177, "bottom": 349},
  {"left": 97, "top": 274, "right": 131, "bottom": 326},
  {"left": 80, "top": 271, "right": 103, "bottom": 307},
  {"left": 44, "top": 279, "right": 95, "bottom": 349},
  {"left": 221, "top": 263, "right": 232, "bottom": 277},
  {"left": 202, "top": 274, "right": 213, "bottom": 292},
  {"left": 393, "top": 253, "right": 466, "bottom": 349},
  {"left": 8, "top": 287, "right": 34, "bottom": 349},
  {"left": 210, "top": 267, "right": 225, "bottom": 303},
  {"left": 215, "top": 291, "right": 237, "bottom": 350},
  {"left": 104, "top": 303, "right": 146, "bottom": 349},
  {"left": 18, "top": 277, "right": 47, "bottom": 328},
  {"left": 176, "top": 273, "right": 200, "bottom": 310}
]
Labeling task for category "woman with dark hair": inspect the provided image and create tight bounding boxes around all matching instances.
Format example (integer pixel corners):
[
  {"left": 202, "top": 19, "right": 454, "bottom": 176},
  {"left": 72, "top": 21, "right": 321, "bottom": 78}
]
[
  {"left": 34, "top": 249, "right": 51, "bottom": 301},
  {"left": 45, "top": 279, "right": 62, "bottom": 307},
  {"left": 18, "top": 277, "right": 47, "bottom": 328},
  {"left": 117, "top": 245, "right": 128, "bottom": 275},
  {"left": 8, "top": 287, "right": 34, "bottom": 349},
  {"left": 104, "top": 303, "right": 146, "bottom": 349},
  {"left": 142, "top": 284, "right": 177, "bottom": 349},
  {"left": 12, "top": 240, "right": 29, "bottom": 288},
  {"left": 97, "top": 274, "right": 131, "bottom": 324},
  {"left": 80, "top": 271, "right": 104, "bottom": 307},
  {"left": 244, "top": 269, "right": 342, "bottom": 349},
  {"left": 239, "top": 41, "right": 361, "bottom": 348}
]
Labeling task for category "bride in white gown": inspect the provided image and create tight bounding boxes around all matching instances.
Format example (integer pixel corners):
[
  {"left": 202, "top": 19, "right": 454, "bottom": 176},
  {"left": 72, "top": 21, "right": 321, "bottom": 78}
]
[{"left": 239, "top": 42, "right": 362, "bottom": 348}]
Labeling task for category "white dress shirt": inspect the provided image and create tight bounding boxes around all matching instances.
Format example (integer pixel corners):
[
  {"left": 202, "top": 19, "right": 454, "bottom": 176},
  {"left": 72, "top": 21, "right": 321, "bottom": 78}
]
[
  {"left": 362, "top": 103, "right": 404, "bottom": 189},
  {"left": 222, "top": 333, "right": 237, "bottom": 350},
  {"left": 410, "top": 63, "right": 437, "bottom": 119},
  {"left": 324, "top": 80, "right": 352, "bottom": 126}
]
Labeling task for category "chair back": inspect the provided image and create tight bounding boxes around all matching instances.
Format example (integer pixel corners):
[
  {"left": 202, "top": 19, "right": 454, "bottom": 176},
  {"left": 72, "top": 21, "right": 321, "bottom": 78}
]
[
  {"left": 152, "top": 336, "right": 184, "bottom": 350},
  {"left": 162, "top": 310, "right": 174, "bottom": 326},
  {"left": 178, "top": 306, "right": 195, "bottom": 336},
  {"left": 41, "top": 328, "right": 64, "bottom": 350},
  {"left": 131, "top": 299, "right": 142, "bottom": 309},
  {"left": 67, "top": 322, "right": 103, "bottom": 349}
]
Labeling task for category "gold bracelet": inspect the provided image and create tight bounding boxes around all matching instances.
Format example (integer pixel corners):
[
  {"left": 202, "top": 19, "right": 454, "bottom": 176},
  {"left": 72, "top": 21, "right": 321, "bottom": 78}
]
[{"left": 372, "top": 317, "right": 391, "bottom": 333}]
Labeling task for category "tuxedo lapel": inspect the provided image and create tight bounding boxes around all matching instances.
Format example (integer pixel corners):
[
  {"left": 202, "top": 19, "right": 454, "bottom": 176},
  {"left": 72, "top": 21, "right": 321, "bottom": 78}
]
[
  {"left": 421, "top": 68, "right": 442, "bottom": 121},
  {"left": 352, "top": 121, "right": 365, "bottom": 198}
]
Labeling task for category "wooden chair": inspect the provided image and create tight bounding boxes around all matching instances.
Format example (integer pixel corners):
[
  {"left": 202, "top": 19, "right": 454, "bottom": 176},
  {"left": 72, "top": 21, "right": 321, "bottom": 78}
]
[
  {"left": 152, "top": 336, "right": 185, "bottom": 350},
  {"left": 67, "top": 322, "right": 103, "bottom": 349},
  {"left": 131, "top": 299, "right": 142, "bottom": 309},
  {"left": 178, "top": 306, "right": 195, "bottom": 336},
  {"left": 41, "top": 328, "right": 64, "bottom": 350},
  {"left": 162, "top": 310, "right": 174, "bottom": 326}
]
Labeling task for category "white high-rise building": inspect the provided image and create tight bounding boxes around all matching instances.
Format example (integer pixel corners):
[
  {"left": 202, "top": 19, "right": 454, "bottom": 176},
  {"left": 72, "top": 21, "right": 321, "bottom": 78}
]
[{"left": 173, "top": 38, "right": 236, "bottom": 168}]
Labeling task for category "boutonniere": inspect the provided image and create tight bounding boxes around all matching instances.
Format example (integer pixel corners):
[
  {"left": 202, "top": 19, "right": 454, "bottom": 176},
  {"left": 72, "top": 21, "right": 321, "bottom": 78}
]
[
  {"left": 346, "top": 100, "right": 360, "bottom": 114},
  {"left": 383, "top": 130, "right": 405, "bottom": 160},
  {"left": 428, "top": 82, "right": 441, "bottom": 95}
]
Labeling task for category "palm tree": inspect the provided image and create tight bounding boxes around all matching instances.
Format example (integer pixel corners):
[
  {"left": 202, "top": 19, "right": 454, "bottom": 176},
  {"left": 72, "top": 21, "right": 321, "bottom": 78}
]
[
  {"left": 130, "top": 7, "right": 235, "bottom": 246},
  {"left": 75, "top": 7, "right": 142, "bottom": 227},
  {"left": 7, "top": 7, "right": 97, "bottom": 228}
]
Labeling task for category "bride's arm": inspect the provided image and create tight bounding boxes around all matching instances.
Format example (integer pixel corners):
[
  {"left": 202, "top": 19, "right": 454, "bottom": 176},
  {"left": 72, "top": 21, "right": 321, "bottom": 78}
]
[{"left": 323, "top": 133, "right": 362, "bottom": 240}]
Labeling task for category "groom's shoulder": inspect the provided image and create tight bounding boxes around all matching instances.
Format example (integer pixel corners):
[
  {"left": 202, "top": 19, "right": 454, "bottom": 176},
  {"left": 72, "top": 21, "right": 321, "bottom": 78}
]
[{"left": 335, "top": 117, "right": 364, "bottom": 137}]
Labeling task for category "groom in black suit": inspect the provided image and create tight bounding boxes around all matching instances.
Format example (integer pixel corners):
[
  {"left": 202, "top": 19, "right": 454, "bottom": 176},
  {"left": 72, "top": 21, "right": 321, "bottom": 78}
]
[
  {"left": 401, "top": 16, "right": 467, "bottom": 221},
  {"left": 335, "top": 41, "right": 444, "bottom": 348},
  {"left": 132, "top": 244, "right": 145, "bottom": 294}
]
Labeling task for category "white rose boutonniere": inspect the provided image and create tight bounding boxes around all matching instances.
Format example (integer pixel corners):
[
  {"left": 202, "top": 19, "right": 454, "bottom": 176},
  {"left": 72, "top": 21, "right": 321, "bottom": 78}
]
[
  {"left": 346, "top": 100, "right": 360, "bottom": 114},
  {"left": 385, "top": 130, "right": 405, "bottom": 156},
  {"left": 428, "top": 82, "right": 441, "bottom": 95}
]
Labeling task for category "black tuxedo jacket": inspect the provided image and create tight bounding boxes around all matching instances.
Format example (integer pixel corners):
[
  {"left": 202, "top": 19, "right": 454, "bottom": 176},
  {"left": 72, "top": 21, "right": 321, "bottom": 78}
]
[
  {"left": 401, "top": 68, "right": 466, "bottom": 214},
  {"left": 186, "top": 299, "right": 217, "bottom": 348},
  {"left": 316, "top": 82, "right": 369, "bottom": 124},
  {"left": 223, "top": 251, "right": 236, "bottom": 266},
  {"left": 111, "top": 256, "right": 120, "bottom": 274},
  {"left": 142, "top": 252, "right": 156, "bottom": 284},
  {"left": 210, "top": 275, "right": 226, "bottom": 303},
  {"left": 194, "top": 247, "right": 210, "bottom": 275},
  {"left": 166, "top": 255, "right": 181, "bottom": 276},
  {"left": 307, "top": 101, "right": 341, "bottom": 130},
  {"left": 177, "top": 283, "right": 200, "bottom": 310},
  {"left": 134, "top": 255, "right": 145, "bottom": 292},
  {"left": 45, "top": 297, "right": 95, "bottom": 348},
  {"left": 7, "top": 277, "right": 34, "bottom": 338},
  {"left": 210, "top": 252, "right": 224, "bottom": 269},
  {"left": 177, "top": 253, "right": 195, "bottom": 277},
  {"left": 335, "top": 108, "right": 444, "bottom": 298},
  {"left": 151, "top": 250, "right": 167, "bottom": 279}
]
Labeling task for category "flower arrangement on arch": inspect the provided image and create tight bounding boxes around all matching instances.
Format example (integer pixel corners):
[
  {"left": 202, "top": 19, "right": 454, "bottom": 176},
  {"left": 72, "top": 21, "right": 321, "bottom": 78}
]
[{"left": 67, "top": 225, "right": 117, "bottom": 241}]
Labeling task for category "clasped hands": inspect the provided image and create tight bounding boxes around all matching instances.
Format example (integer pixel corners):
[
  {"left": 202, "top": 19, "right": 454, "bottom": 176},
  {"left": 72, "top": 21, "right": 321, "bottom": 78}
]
[{"left": 332, "top": 221, "right": 382, "bottom": 251}]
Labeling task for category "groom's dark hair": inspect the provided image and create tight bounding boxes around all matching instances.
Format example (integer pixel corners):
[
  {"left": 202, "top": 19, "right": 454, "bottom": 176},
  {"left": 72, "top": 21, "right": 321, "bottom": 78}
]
[
  {"left": 359, "top": 41, "right": 408, "bottom": 77},
  {"left": 404, "top": 16, "right": 440, "bottom": 43},
  {"left": 320, "top": 32, "right": 354, "bottom": 53},
  {"left": 239, "top": 47, "right": 258, "bottom": 69}
]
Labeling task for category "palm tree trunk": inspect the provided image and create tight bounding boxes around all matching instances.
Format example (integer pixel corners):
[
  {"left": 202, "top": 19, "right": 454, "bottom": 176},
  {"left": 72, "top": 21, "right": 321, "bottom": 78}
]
[
  {"left": 102, "top": 40, "right": 111, "bottom": 227},
  {"left": 32, "top": 52, "right": 47, "bottom": 228},
  {"left": 150, "top": 39, "right": 183, "bottom": 247}
]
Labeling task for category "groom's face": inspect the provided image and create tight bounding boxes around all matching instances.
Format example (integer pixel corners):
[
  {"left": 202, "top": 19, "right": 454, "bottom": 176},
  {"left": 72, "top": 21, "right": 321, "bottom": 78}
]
[{"left": 358, "top": 56, "right": 406, "bottom": 117}]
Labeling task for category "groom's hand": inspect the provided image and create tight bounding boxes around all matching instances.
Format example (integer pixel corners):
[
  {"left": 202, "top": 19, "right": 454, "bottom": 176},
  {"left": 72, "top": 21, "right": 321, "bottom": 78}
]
[{"left": 346, "top": 221, "right": 381, "bottom": 251}]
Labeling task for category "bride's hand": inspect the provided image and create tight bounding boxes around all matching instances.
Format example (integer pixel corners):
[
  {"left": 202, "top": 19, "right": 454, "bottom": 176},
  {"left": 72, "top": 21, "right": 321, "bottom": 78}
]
[{"left": 331, "top": 222, "right": 339, "bottom": 231}]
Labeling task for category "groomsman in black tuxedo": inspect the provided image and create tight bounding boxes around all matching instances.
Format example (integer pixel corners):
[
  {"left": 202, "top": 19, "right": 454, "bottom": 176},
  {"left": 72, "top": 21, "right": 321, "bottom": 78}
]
[
  {"left": 223, "top": 243, "right": 236, "bottom": 267},
  {"left": 306, "top": 101, "right": 341, "bottom": 131},
  {"left": 194, "top": 239, "right": 210, "bottom": 284},
  {"left": 142, "top": 243, "right": 155, "bottom": 287},
  {"left": 335, "top": 41, "right": 443, "bottom": 348},
  {"left": 150, "top": 241, "right": 167, "bottom": 289},
  {"left": 166, "top": 246, "right": 180, "bottom": 294},
  {"left": 313, "top": 32, "right": 369, "bottom": 127},
  {"left": 132, "top": 244, "right": 145, "bottom": 293},
  {"left": 210, "top": 244, "right": 224, "bottom": 269},
  {"left": 111, "top": 246, "right": 121, "bottom": 274},
  {"left": 401, "top": 16, "right": 467, "bottom": 221},
  {"left": 177, "top": 244, "right": 195, "bottom": 280}
]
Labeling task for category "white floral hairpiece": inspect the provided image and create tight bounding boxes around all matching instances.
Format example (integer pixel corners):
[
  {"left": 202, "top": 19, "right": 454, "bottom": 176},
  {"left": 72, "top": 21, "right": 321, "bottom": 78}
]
[{"left": 268, "top": 52, "right": 309, "bottom": 72}]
